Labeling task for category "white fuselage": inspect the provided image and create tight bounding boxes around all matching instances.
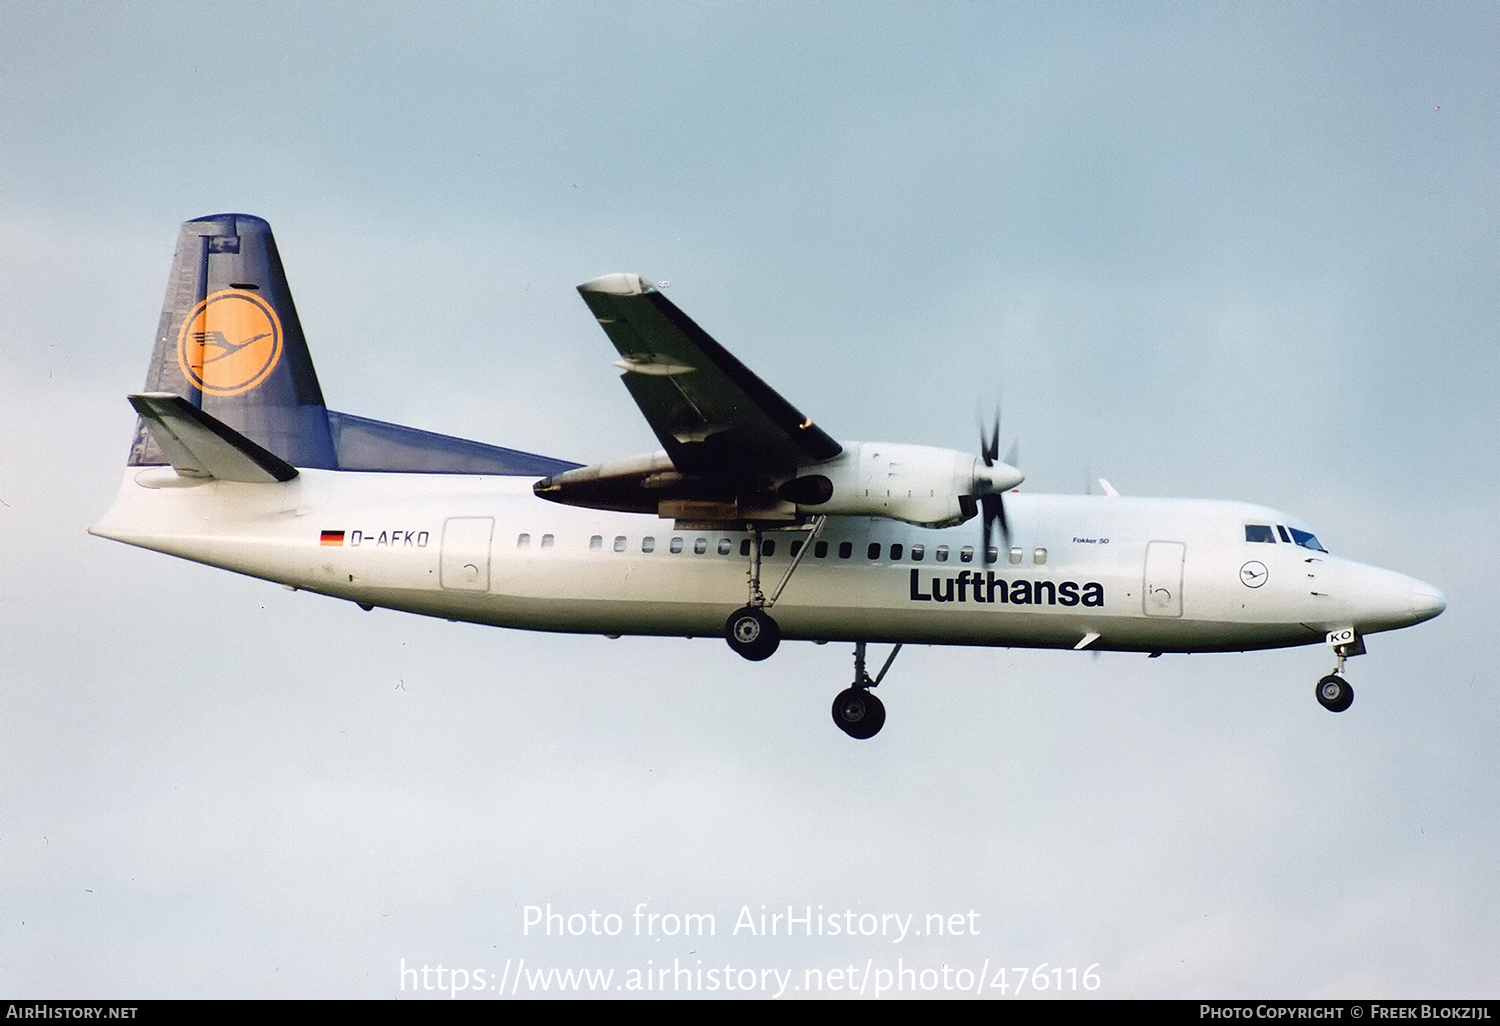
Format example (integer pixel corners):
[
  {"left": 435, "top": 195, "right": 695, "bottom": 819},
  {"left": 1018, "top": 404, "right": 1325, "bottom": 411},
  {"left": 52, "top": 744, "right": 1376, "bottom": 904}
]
[{"left": 92, "top": 461, "right": 1444, "bottom": 655}]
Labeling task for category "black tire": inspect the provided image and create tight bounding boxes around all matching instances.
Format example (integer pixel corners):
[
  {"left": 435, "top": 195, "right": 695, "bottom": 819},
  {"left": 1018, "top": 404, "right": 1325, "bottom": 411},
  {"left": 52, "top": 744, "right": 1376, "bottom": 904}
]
[
  {"left": 725, "top": 607, "right": 780, "bottom": 661},
  {"left": 1316, "top": 674, "right": 1354, "bottom": 713},
  {"left": 832, "top": 687, "right": 886, "bottom": 739}
]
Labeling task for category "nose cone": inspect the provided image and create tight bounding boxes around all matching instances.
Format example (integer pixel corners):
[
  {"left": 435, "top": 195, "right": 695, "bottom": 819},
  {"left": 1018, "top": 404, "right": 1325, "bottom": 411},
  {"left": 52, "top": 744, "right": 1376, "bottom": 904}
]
[
  {"left": 1341, "top": 563, "right": 1447, "bottom": 634},
  {"left": 1409, "top": 580, "right": 1447, "bottom": 624}
]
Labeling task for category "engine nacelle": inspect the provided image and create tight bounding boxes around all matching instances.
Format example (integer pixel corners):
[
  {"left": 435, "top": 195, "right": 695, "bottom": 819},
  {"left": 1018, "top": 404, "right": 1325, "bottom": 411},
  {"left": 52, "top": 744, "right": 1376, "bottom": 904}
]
[{"left": 783, "top": 442, "right": 1023, "bottom": 527}]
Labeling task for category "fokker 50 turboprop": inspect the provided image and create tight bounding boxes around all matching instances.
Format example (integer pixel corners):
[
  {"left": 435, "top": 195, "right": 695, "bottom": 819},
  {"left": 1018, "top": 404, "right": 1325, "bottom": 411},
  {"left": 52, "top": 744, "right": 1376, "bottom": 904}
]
[{"left": 92, "top": 214, "right": 1446, "bottom": 738}]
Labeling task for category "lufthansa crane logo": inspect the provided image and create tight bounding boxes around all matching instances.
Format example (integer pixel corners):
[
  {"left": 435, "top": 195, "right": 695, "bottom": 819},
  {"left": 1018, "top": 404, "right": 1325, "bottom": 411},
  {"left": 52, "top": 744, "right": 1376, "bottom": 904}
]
[{"left": 177, "top": 290, "right": 283, "bottom": 396}]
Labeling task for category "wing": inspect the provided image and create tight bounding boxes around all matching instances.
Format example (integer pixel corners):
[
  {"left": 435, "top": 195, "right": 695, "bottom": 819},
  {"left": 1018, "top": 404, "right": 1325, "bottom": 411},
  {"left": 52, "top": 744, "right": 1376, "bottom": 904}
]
[{"left": 577, "top": 274, "right": 842, "bottom": 482}]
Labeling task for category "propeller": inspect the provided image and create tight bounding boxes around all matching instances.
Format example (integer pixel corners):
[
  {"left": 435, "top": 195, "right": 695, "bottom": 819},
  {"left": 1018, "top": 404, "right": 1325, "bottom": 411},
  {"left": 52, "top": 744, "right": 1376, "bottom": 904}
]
[{"left": 972, "top": 409, "right": 1023, "bottom": 564}]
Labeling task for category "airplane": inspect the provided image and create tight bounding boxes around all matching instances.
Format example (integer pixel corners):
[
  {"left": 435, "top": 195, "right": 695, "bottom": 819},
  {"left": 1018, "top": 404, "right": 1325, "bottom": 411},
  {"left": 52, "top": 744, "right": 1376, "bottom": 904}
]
[{"left": 91, "top": 214, "right": 1447, "bottom": 739}]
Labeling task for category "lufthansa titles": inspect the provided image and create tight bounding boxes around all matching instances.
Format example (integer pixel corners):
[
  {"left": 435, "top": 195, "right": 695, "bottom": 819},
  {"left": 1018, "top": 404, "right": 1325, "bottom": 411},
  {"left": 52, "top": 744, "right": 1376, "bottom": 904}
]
[{"left": 908, "top": 568, "right": 1103, "bottom": 606}]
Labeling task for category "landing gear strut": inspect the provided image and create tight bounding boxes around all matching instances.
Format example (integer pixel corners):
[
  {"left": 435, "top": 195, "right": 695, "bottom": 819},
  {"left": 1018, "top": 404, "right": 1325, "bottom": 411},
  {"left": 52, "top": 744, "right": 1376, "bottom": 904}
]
[
  {"left": 723, "top": 518, "right": 825, "bottom": 662},
  {"left": 832, "top": 641, "right": 902, "bottom": 740}
]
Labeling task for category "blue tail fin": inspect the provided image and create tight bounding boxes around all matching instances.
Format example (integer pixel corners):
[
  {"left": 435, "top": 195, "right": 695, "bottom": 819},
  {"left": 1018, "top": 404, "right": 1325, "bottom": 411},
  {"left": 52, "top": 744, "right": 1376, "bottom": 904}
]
[
  {"left": 130, "top": 214, "right": 337, "bottom": 468},
  {"left": 129, "top": 214, "right": 576, "bottom": 477}
]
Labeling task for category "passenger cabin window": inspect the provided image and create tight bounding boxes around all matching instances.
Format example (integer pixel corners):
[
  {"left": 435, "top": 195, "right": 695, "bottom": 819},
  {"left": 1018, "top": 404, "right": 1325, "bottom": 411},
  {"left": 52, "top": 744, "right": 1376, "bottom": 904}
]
[
  {"left": 641, "top": 537, "right": 655, "bottom": 553},
  {"left": 740, "top": 540, "right": 752, "bottom": 556},
  {"left": 910, "top": 544, "right": 924, "bottom": 561},
  {"left": 868, "top": 543, "right": 881, "bottom": 560},
  {"left": 1009, "top": 547, "right": 1023, "bottom": 564},
  {"left": 761, "top": 540, "right": 775, "bottom": 557},
  {"left": 613, "top": 536, "right": 627, "bottom": 552},
  {"left": 517, "top": 533, "right": 530, "bottom": 549},
  {"left": 838, "top": 541, "right": 853, "bottom": 559},
  {"left": 986, "top": 547, "right": 999, "bottom": 563},
  {"left": 718, "top": 538, "right": 732, "bottom": 555},
  {"left": 541, "top": 534, "right": 554, "bottom": 549},
  {"left": 670, "top": 537, "right": 684, "bottom": 554},
  {"left": 1034, "top": 547, "right": 1047, "bottom": 565},
  {"left": 935, "top": 545, "right": 949, "bottom": 563},
  {"left": 959, "top": 546, "right": 974, "bottom": 563},
  {"left": 790, "top": 540, "right": 803, "bottom": 557},
  {"left": 1245, "top": 524, "right": 1276, "bottom": 543},
  {"left": 590, "top": 535, "right": 603, "bottom": 550},
  {"left": 890, "top": 543, "right": 904, "bottom": 561},
  {"left": 694, "top": 538, "right": 708, "bottom": 554},
  {"left": 815, "top": 540, "right": 829, "bottom": 558}
]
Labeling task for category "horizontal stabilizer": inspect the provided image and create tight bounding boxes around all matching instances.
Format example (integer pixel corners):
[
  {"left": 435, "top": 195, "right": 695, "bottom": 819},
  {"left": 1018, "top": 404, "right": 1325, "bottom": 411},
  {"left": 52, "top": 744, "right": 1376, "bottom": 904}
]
[{"left": 128, "top": 393, "right": 298, "bottom": 483}]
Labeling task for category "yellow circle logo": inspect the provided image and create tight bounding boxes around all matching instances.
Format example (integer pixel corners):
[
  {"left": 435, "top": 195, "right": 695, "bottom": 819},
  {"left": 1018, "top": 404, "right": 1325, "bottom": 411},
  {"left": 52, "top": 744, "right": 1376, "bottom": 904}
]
[{"left": 177, "top": 290, "right": 284, "bottom": 397}]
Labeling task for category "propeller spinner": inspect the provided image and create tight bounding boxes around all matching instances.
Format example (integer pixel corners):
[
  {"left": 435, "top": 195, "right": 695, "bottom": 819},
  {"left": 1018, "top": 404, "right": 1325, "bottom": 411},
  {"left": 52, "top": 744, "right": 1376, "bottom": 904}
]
[{"left": 971, "top": 412, "right": 1023, "bottom": 564}]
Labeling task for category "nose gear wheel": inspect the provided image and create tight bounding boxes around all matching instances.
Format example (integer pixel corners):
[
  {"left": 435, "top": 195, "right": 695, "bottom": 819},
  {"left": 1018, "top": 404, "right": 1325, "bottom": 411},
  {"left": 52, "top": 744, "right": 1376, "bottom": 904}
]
[{"left": 1316, "top": 674, "right": 1353, "bottom": 713}]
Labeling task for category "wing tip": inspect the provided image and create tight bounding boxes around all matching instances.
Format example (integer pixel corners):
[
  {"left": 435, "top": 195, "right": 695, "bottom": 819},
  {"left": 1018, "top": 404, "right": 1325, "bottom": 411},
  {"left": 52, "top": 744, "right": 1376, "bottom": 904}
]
[{"left": 579, "top": 272, "right": 652, "bottom": 296}]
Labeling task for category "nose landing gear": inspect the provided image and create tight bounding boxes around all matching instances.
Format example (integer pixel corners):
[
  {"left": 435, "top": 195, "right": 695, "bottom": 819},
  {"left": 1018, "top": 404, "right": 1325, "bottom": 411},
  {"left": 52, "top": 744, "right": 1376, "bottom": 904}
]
[{"left": 1316, "top": 633, "right": 1361, "bottom": 713}]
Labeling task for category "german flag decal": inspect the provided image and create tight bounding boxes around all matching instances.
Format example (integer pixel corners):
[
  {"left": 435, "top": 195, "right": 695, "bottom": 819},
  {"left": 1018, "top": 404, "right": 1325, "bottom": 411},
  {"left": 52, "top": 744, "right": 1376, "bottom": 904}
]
[{"left": 320, "top": 530, "right": 346, "bottom": 546}]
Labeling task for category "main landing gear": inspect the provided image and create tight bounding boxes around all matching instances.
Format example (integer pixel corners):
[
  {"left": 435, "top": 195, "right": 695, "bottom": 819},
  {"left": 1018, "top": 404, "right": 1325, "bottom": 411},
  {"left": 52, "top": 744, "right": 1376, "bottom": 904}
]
[
  {"left": 832, "top": 641, "right": 902, "bottom": 740},
  {"left": 723, "top": 518, "right": 825, "bottom": 663},
  {"left": 1315, "top": 636, "right": 1360, "bottom": 713},
  {"left": 718, "top": 521, "right": 901, "bottom": 739}
]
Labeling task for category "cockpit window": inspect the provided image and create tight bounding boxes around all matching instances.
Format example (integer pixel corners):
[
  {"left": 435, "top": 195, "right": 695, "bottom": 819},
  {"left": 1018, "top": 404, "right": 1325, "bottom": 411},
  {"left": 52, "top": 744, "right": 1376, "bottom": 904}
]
[
  {"left": 1289, "top": 527, "right": 1327, "bottom": 552},
  {"left": 1245, "top": 524, "right": 1277, "bottom": 543}
]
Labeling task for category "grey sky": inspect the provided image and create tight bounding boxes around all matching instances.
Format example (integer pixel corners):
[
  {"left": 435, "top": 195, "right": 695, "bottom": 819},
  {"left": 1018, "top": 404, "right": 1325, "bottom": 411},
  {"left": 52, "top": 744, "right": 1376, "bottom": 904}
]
[{"left": 2, "top": 2, "right": 1496, "bottom": 998}]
